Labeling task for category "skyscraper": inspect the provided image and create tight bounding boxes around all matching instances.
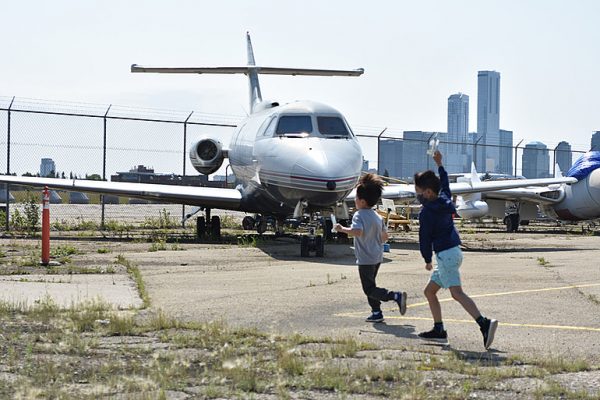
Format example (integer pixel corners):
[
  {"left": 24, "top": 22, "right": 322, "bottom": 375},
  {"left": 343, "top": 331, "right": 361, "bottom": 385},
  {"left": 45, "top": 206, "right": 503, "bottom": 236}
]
[
  {"left": 379, "top": 139, "right": 403, "bottom": 178},
  {"left": 477, "top": 71, "right": 501, "bottom": 172},
  {"left": 555, "top": 141, "right": 572, "bottom": 175},
  {"left": 499, "top": 129, "right": 513, "bottom": 175},
  {"left": 447, "top": 93, "right": 469, "bottom": 172},
  {"left": 40, "top": 158, "right": 56, "bottom": 177},
  {"left": 592, "top": 131, "right": 600, "bottom": 151},
  {"left": 522, "top": 141, "right": 550, "bottom": 179}
]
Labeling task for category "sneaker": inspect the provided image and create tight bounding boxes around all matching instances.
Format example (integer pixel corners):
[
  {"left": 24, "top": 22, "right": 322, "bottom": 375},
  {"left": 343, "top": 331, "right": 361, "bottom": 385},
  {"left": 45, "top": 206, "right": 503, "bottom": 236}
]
[
  {"left": 395, "top": 291, "right": 407, "bottom": 315},
  {"left": 365, "top": 311, "right": 384, "bottom": 323},
  {"left": 418, "top": 328, "right": 448, "bottom": 341},
  {"left": 480, "top": 318, "right": 498, "bottom": 349}
]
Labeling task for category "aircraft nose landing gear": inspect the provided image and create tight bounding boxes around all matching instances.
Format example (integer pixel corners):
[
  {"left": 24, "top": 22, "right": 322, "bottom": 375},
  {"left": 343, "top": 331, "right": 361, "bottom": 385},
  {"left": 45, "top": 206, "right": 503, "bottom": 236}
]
[{"left": 300, "top": 226, "right": 325, "bottom": 258}]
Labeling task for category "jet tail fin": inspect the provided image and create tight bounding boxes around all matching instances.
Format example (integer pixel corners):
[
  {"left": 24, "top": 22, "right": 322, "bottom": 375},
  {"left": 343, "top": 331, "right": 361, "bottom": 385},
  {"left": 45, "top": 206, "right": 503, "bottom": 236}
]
[{"left": 467, "top": 162, "right": 482, "bottom": 201}]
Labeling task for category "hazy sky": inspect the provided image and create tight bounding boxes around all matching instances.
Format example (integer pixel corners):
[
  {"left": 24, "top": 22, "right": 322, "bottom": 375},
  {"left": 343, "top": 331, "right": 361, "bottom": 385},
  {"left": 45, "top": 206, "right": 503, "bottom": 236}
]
[{"left": 1, "top": 0, "right": 599, "bottom": 173}]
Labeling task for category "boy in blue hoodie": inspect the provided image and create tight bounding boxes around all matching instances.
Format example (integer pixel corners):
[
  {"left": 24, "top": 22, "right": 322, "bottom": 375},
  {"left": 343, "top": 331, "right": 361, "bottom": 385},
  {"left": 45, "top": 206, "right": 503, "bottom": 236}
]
[{"left": 415, "top": 151, "right": 498, "bottom": 349}]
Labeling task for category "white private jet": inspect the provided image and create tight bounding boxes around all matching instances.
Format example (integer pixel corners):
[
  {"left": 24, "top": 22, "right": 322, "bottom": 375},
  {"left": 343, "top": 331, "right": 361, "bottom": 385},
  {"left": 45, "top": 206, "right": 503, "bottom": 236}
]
[
  {"left": 434, "top": 156, "right": 600, "bottom": 232},
  {"left": 0, "top": 33, "right": 584, "bottom": 255}
]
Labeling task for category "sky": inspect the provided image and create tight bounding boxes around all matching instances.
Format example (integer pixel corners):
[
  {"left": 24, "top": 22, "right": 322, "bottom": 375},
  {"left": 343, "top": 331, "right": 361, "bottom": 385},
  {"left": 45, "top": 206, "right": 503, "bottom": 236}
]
[{"left": 1, "top": 0, "right": 599, "bottom": 175}]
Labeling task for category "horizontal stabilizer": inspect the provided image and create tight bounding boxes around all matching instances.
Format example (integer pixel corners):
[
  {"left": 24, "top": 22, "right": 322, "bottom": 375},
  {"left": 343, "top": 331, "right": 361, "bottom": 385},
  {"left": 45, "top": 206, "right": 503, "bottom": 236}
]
[{"left": 131, "top": 64, "right": 364, "bottom": 77}]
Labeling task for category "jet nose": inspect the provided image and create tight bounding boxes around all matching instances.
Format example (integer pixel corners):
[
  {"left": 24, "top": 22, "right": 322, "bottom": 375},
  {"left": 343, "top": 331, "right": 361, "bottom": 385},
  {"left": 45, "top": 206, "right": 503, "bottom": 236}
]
[{"left": 292, "top": 149, "right": 358, "bottom": 193}]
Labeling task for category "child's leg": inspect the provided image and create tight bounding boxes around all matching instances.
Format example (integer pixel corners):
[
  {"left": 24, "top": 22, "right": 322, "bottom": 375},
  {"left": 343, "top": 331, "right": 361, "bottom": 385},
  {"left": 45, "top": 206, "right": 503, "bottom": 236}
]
[
  {"left": 358, "top": 264, "right": 382, "bottom": 312},
  {"left": 449, "top": 286, "right": 481, "bottom": 319},
  {"left": 358, "top": 264, "right": 395, "bottom": 311},
  {"left": 424, "top": 281, "right": 442, "bottom": 322}
]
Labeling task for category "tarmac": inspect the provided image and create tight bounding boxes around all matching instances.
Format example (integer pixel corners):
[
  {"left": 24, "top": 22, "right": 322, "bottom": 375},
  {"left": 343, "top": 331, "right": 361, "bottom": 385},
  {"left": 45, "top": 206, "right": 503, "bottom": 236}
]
[
  {"left": 132, "top": 231, "right": 600, "bottom": 361},
  {"left": 2, "top": 229, "right": 599, "bottom": 361}
]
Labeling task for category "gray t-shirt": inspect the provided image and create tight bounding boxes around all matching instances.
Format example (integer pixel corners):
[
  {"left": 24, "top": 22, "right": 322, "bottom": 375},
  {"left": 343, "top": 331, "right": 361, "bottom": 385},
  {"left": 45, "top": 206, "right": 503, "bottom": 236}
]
[{"left": 351, "top": 208, "right": 386, "bottom": 265}]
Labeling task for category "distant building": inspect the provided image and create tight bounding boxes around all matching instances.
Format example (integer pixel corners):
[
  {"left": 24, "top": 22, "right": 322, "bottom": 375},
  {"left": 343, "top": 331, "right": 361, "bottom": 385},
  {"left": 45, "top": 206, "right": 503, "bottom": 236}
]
[
  {"left": 522, "top": 141, "right": 550, "bottom": 179},
  {"left": 477, "top": 71, "right": 501, "bottom": 172},
  {"left": 499, "top": 129, "right": 513, "bottom": 175},
  {"left": 379, "top": 139, "right": 403, "bottom": 178},
  {"left": 40, "top": 158, "right": 56, "bottom": 177},
  {"left": 592, "top": 131, "right": 600, "bottom": 151},
  {"left": 400, "top": 131, "right": 443, "bottom": 180},
  {"left": 555, "top": 141, "right": 572, "bottom": 175},
  {"left": 362, "top": 159, "right": 369, "bottom": 172},
  {"left": 447, "top": 93, "right": 469, "bottom": 173},
  {"left": 111, "top": 165, "right": 210, "bottom": 186}
]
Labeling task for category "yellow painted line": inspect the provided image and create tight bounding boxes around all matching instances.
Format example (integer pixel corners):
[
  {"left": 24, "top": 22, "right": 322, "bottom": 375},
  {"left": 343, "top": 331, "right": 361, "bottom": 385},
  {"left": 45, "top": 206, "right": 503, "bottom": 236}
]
[
  {"left": 336, "top": 282, "right": 600, "bottom": 317},
  {"left": 363, "top": 316, "right": 600, "bottom": 333}
]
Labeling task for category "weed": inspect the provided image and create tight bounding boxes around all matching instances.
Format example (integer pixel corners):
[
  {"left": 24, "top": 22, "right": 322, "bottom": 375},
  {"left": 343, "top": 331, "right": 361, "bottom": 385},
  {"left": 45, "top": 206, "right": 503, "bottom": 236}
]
[
  {"left": 115, "top": 255, "right": 149, "bottom": 308},
  {"left": 97, "top": 247, "right": 111, "bottom": 254},
  {"left": 537, "top": 257, "right": 550, "bottom": 266}
]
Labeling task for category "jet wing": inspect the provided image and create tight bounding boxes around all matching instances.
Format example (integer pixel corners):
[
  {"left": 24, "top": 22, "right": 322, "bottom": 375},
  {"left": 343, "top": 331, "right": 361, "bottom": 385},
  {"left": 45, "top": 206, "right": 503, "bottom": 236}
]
[
  {"left": 345, "top": 176, "right": 577, "bottom": 203},
  {"left": 0, "top": 175, "right": 242, "bottom": 209},
  {"left": 480, "top": 186, "right": 566, "bottom": 204},
  {"left": 450, "top": 176, "right": 577, "bottom": 195}
]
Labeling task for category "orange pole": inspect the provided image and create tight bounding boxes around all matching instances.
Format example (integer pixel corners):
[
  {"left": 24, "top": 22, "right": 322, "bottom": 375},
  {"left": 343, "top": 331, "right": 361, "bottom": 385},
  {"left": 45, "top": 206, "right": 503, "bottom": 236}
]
[{"left": 41, "top": 186, "right": 50, "bottom": 266}]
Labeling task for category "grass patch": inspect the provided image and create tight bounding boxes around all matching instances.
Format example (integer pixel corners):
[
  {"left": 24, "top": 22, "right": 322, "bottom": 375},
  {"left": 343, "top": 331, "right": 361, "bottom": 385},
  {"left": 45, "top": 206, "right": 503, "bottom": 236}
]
[{"left": 115, "top": 255, "right": 149, "bottom": 308}]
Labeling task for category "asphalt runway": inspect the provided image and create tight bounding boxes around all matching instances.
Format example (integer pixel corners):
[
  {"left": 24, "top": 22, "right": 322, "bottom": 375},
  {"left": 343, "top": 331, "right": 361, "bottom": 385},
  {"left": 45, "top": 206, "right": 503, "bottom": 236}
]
[{"left": 131, "top": 231, "right": 600, "bottom": 362}]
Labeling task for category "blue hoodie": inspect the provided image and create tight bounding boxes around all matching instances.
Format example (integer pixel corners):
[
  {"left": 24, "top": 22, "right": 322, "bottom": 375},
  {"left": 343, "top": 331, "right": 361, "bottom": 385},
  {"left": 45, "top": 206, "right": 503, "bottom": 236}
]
[{"left": 418, "top": 166, "right": 461, "bottom": 263}]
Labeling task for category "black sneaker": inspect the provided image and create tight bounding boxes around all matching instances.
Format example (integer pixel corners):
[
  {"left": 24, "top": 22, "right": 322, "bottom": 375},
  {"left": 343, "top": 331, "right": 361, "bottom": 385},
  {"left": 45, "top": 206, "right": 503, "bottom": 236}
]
[
  {"left": 365, "top": 311, "right": 384, "bottom": 323},
  {"left": 480, "top": 318, "right": 498, "bottom": 349},
  {"left": 395, "top": 291, "right": 407, "bottom": 315},
  {"left": 418, "top": 328, "right": 448, "bottom": 341}
]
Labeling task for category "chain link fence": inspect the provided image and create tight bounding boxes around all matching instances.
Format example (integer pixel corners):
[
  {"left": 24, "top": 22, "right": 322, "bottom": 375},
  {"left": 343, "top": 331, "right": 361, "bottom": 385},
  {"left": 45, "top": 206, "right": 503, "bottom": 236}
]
[
  {"left": 0, "top": 96, "right": 241, "bottom": 232},
  {"left": 1, "top": 96, "right": 592, "bottom": 232}
]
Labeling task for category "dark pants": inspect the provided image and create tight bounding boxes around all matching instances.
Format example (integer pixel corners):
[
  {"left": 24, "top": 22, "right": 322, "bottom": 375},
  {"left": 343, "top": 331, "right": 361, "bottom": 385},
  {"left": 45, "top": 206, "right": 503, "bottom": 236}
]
[{"left": 358, "top": 263, "right": 395, "bottom": 312}]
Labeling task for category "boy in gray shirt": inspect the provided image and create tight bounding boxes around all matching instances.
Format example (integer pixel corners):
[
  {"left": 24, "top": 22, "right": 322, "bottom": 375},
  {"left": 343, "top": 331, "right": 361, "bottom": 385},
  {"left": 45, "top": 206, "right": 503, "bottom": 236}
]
[{"left": 335, "top": 174, "right": 407, "bottom": 322}]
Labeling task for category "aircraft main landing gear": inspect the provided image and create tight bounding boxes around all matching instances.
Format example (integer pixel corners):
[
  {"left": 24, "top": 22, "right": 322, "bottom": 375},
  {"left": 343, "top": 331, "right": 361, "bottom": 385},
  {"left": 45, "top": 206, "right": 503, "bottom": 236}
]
[
  {"left": 504, "top": 213, "right": 520, "bottom": 233},
  {"left": 196, "top": 208, "right": 221, "bottom": 239}
]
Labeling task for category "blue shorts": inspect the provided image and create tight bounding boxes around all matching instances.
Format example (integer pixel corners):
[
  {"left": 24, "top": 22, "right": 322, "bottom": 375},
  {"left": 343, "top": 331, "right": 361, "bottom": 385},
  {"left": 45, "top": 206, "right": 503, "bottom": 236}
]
[{"left": 430, "top": 246, "right": 463, "bottom": 289}]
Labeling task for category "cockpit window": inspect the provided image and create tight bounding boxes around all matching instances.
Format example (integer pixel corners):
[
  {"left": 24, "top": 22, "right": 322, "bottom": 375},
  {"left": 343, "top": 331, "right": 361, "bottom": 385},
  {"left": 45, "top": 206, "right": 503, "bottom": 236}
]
[
  {"left": 276, "top": 115, "right": 313, "bottom": 137},
  {"left": 317, "top": 117, "right": 350, "bottom": 137}
]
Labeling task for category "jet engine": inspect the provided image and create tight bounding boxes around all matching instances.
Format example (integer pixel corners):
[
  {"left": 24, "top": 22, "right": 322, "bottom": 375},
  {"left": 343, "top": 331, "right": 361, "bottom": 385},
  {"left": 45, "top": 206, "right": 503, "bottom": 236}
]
[
  {"left": 456, "top": 199, "right": 489, "bottom": 219},
  {"left": 189, "top": 138, "right": 225, "bottom": 175}
]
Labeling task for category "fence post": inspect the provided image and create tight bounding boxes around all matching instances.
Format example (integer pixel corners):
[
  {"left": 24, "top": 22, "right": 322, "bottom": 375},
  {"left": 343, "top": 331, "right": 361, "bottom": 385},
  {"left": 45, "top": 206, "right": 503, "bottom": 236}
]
[
  {"left": 514, "top": 139, "right": 523, "bottom": 177},
  {"left": 5, "top": 96, "right": 15, "bottom": 231},
  {"left": 101, "top": 104, "right": 111, "bottom": 229},
  {"left": 182, "top": 111, "right": 193, "bottom": 227},
  {"left": 376, "top": 127, "right": 387, "bottom": 175}
]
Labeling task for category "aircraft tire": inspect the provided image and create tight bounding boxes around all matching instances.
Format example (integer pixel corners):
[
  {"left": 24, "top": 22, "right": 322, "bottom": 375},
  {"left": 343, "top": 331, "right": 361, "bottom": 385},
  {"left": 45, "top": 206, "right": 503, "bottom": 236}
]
[
  {"left": 211, "top": 216, "right": 221, "bottom": 239},
  {"left": 506, "top": 214, "right": 519, "bottom": 233},
  {"left": 300, "top": 236, "right": 309, "bottom": 257},
  {"left": 197, "top": 217, "right": 206, "bottom": 238},
  {"left": 315, "top": 235, "right": 324, "bottom": 257},
  {"left": 257, "top": 219, "right": 267, "bottom": 234},
  {"left": 242, "top": 216, "right": 255, "bottom": 230}
]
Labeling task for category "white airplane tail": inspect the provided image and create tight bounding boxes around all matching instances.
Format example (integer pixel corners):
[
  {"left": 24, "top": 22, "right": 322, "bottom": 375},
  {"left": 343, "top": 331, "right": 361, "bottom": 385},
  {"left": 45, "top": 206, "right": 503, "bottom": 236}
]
[{"left": 132, "top": 32, "right": 364, "bottom": 114}]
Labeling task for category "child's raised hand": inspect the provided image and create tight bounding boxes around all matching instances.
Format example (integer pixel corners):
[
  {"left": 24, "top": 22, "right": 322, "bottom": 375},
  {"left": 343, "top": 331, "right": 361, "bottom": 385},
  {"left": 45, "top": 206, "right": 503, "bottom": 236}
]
[
  {"left": 433, "top": 151, "right": 442, "bottom": 166},
  {"left": 333, "top": 223, "right": 343, "bottom": 232},
  {"left": 425, "top": 263, "right": 433, "bottom": 271}
]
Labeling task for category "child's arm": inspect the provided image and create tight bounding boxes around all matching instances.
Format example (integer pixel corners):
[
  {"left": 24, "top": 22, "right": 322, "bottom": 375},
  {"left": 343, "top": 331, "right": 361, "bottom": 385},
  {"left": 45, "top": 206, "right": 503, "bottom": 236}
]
[
  {"left": 334, "top": 224, "right": 362, "bottom": 237},
  {"left": 419, "top": 215, "right": 434, "bottom": 267},
  {"left": 334, "top": 212, "right": 363, "bottom": 237},
  {"left": 381, "top": 229, "right": 389, "bottom": 242},
  {"left": 434, "top": 150, "right": 451, "bottom": 198}
]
